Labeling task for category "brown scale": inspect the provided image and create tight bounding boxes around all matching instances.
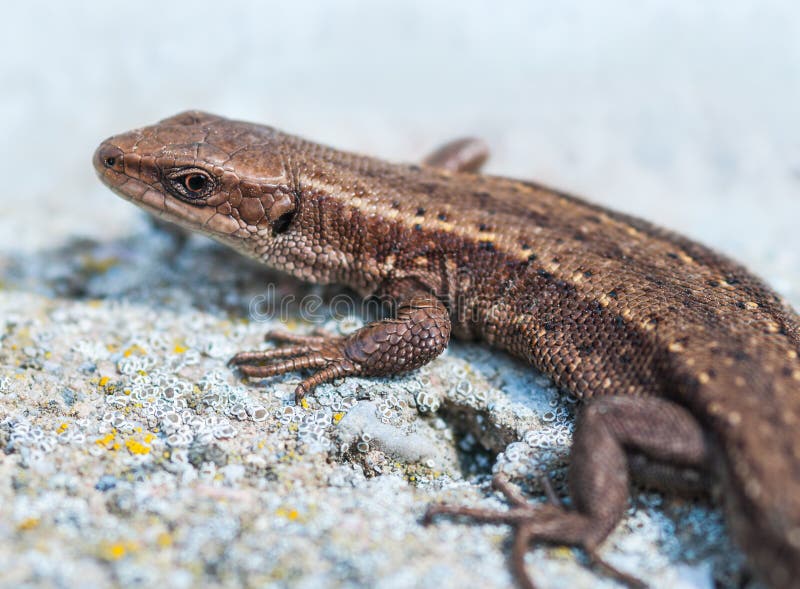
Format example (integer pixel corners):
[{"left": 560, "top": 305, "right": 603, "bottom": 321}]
[{"left": 95, "top": 111, "right": 800, "bottom": 589}]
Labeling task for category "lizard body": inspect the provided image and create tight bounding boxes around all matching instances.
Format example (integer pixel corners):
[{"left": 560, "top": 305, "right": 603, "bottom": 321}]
[{"left": 94, "top": 111, "right": 800, "bottom": 588}]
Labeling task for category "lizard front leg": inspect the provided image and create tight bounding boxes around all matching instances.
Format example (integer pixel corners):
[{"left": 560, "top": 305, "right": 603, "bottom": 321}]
[
  {"left": 230, "top": 288, "right": 451, "bottom": 400},
  {"left": 425, "top": 395, "right": 711, "bottom": 589}
]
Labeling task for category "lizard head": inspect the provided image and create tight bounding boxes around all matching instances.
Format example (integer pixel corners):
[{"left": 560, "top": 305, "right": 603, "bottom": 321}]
[{"left": 93, "top": 110, "right": 300, "bottom": 261}]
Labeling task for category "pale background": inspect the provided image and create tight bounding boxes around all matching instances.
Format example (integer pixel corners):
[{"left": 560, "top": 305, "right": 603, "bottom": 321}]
[{"left": 1, "top": 0, "right": 799, "bottom": 301}]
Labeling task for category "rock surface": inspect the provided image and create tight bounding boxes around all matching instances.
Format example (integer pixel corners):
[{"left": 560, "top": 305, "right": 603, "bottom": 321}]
[{"left": 2, "top": 221, "right": 792, "bottom": 588}]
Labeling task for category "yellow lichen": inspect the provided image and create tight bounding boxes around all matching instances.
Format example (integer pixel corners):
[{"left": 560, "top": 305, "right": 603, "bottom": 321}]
[
  {"left": 275, "top": 507, "right": 300, "bottom": 521},
  {"left": 82, "top": 255, "right": 119, "bottom": 274},
  {"left": 552, "top": 546, "right": 573, "bottom": 559},
  {"left": 125, "top": 437, "right": 151, "bottom": 455},
  {"left": 107, "top": 544, "right": 126, "bottom": 559},
  {"left": 156, "top": 532, "right": 173, "bottom": 547},
  {"left": 172, "top": 343, "right": 188, "bottom": 354},
  {"left": 332, "top": 412, "right": 344, "bottom": 423},
  {"left": 57, "top": 423, "right": 69, "bottom": 435},
  {"left": 123, "top": 344, "right": 147, "bottom": 358},
  {"left": 300, "top": 398, "right": 309, "bottom": 410},
  {"left": 17, "top": 517, "right": 40, "bottom": 531},
  {"left": 95, "top": 430, "right": 116, "bottom": 447},
  {"left": 99, "top": 540, "right": 138, "bottom": 561},
  {"left": 98, "top": 376, "right": 110, "bottom": 387}
]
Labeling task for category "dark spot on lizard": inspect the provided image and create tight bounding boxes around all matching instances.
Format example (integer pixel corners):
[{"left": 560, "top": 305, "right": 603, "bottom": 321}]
[
  {"left": 438, "top": 212, "right": 447, "bottom": 221},
  {"left": 416, "top": 207, "right": 426, "bottom": 216},
  {"left": 733, "top": 350, "right": 750, "bottom": 362}
]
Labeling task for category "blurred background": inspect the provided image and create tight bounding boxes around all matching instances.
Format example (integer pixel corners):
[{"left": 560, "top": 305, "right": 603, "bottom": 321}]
[{"left": 1, "top": 0, "right": 798, "bottom": 291}]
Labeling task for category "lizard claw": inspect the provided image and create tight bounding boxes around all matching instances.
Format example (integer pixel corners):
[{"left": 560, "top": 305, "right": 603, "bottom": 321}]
[
  {"left": 230, "top": 329, "right": 356, "bottom": 401},
  {"left": 260, "top": 328, "right": 334, "bottom": 345},
  {"left": 424, "top": 475, "right": 645, "bottom": 589},
  {"left": 232, "top": 295, "right": 449, "bottom": 402}
]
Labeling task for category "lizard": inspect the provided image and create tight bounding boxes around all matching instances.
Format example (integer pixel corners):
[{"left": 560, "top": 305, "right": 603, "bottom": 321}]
[{"left": 93, "top": 111, "right": 800, "bottom": 589}]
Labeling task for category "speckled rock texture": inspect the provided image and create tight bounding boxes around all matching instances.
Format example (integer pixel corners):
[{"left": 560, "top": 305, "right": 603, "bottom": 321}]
[
  {"left": 0, "top": 232, "right": 752, "bottom": 589},
  {"left": 2, "top": 2, "right": 799, "bottom": 588}
]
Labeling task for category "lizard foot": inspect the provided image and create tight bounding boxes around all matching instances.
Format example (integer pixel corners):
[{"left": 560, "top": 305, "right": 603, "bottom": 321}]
[
  {"left": 229, "top": 329, "right": 357, "bottom": 400},
  {"left": 423, "top": 474, "right": 645, "bottom": 589},
  {"left": 231, "top": 294, "right": 451, "bottom": 402}
]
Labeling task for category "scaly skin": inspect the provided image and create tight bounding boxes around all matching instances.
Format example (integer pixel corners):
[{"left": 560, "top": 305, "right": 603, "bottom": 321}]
[{"left": 94, "top": 111, "right": 800, "bottom": 589}]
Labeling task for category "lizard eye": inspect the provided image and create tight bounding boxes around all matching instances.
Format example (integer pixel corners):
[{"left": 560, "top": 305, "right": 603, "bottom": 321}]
[
  {"left": 163, "top": 168, "right": 216, "bottom": 203},
  {"left": 185, "top": 173, "right": 207, "bottom": 192}
]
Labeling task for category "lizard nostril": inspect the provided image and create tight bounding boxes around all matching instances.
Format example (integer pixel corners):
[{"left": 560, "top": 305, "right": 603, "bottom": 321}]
[{"left": 94, "top": 143, "right": 124, "bottom": 173}]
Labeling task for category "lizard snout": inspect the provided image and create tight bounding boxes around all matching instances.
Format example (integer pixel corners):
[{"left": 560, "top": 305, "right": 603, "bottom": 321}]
[{"left": 93, "top": 142, "right": 124, "bottom": 176}]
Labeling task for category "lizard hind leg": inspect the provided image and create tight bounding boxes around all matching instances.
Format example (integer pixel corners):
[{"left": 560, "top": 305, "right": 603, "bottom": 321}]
[
  {"left": 424, "top": 395, "right": 710, "bottom": 589},
  {"left": 422, "top": 137, "right": 490, "bottom": 173}
]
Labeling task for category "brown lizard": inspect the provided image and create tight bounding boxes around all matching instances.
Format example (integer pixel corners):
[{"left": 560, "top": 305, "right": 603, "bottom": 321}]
[{"left": 94, "top": 111, "right": 800, "bottom": 589}]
